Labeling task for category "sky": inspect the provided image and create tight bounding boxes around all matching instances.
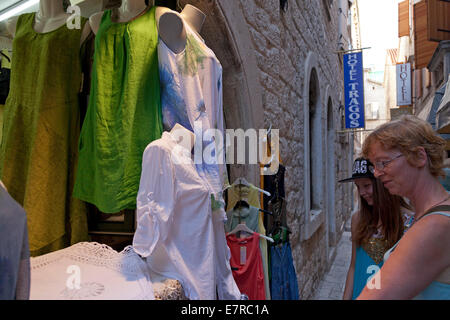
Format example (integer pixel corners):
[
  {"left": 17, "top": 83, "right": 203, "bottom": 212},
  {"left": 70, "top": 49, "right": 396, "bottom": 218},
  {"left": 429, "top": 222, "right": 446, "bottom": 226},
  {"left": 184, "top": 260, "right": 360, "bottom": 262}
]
[{"left": 358, "top": 0, "right": 400, "bottom": 71}]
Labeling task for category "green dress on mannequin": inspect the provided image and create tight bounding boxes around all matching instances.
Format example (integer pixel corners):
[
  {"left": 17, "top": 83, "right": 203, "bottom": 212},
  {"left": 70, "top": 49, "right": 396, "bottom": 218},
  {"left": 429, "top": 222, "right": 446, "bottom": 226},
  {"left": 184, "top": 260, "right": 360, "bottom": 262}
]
[
  {"left": 0, "top": 13, "right": 90, "bottom": 256},
  {"left": 73, "top": 6, "right": 163, "bottom": 213}
]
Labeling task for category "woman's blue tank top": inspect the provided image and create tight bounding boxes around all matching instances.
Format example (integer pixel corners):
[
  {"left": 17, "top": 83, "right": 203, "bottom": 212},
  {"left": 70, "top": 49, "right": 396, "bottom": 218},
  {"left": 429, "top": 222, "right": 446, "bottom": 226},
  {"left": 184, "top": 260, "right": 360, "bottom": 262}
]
[{"left": 383, "top": 212, "right": 450, "bottom": 300}]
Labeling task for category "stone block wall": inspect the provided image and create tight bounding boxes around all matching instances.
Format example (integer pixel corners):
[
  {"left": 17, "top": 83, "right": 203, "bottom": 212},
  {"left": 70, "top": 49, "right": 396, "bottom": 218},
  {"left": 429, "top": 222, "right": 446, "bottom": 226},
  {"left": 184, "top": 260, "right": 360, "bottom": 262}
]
[
  {"left": 236, "top": 0, "right": 352, "bottom": 299},
  {"left": 179, "top": 0, "right": 354, "bottom": 299}
]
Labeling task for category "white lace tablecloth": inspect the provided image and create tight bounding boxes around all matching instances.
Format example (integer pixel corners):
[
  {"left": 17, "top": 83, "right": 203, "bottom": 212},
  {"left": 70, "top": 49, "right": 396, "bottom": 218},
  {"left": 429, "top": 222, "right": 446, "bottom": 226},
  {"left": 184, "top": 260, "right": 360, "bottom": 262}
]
[{"left": 30, "top": 242, "right": 186, "bottom": 300}]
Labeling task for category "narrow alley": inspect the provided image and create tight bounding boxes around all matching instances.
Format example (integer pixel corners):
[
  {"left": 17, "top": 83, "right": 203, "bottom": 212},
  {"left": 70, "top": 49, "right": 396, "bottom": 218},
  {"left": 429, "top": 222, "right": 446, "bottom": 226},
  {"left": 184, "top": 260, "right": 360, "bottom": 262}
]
[{"left": 314, "top": 218, "right": 352, "bottom": 300}]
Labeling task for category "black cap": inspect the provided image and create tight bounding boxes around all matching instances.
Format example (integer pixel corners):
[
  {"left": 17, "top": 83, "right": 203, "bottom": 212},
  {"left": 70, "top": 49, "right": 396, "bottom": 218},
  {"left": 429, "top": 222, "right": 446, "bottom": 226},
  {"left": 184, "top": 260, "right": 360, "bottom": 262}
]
[{"left": 338, "top": 157, "right": 375, "bottom": 183}]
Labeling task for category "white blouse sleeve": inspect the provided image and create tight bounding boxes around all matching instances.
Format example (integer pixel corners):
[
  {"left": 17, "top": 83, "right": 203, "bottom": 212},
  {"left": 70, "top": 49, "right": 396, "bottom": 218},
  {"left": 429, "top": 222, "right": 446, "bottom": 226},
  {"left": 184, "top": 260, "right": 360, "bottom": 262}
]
[
  {"left": 214, "top": 68, "right": 229, "bottom": 188},
  {"left": 203, "top": 61, "right": 228, "bottom": 189},
  {"left": 132, "top": 143, "right": 176, "bottom": 257}
]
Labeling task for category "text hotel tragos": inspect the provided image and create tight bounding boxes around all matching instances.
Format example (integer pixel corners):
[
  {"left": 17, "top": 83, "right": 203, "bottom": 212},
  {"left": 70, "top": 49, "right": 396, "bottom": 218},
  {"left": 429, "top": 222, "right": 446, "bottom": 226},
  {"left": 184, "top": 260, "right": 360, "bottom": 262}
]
[{"left": 343, "top": 51, "right": 365, "bottom": 129}]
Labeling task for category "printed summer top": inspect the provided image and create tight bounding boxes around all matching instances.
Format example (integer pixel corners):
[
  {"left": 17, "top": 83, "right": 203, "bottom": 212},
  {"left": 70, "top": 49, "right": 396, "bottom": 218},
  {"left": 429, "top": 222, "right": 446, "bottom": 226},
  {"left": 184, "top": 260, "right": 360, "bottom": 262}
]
[{"left": 157, "top": 17, "right": 227, "bottom": 202}]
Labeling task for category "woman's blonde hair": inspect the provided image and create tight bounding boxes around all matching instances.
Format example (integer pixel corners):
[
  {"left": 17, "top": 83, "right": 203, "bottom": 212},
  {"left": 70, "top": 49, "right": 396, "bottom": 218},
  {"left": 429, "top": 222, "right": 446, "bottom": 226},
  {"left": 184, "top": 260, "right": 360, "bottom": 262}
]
[{"left": 362, "top": 115, "right": 446, "bottom": 178}]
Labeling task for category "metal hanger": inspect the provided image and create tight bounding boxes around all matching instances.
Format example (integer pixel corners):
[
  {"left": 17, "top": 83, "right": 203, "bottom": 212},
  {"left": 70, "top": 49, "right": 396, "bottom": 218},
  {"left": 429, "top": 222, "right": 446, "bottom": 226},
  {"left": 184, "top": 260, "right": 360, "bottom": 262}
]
[
  {"left": 227, "top": 223, "right": 274, "bottom": 243},
  {"left": 228, "top": 177, "right": 271, "bottom": 197}
]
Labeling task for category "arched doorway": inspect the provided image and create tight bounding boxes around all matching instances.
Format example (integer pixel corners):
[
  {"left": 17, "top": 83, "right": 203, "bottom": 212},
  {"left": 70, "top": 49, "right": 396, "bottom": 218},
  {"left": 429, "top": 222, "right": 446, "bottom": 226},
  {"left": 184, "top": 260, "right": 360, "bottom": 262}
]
[{"left": 302, "top": 52, "right": 324, "bottom": 240}]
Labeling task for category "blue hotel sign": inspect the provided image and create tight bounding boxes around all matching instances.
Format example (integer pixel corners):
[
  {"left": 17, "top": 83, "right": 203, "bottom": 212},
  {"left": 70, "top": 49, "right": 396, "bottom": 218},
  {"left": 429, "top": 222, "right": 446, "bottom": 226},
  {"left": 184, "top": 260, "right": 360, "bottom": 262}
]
[{"left": 343, "top": 51, "right": 365, "bottom": 129}]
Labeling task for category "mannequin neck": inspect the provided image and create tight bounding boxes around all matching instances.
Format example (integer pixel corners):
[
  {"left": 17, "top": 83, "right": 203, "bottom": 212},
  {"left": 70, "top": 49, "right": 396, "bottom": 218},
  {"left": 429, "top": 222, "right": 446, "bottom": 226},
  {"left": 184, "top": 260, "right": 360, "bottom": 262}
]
[
  {"left": 170, "top": 123, "right": 195, "bottom": 152},
  {"left": 116, "top": 0, "right": 148, "bottom": 21},
  {"left": 180, "top": 4, "right": 205, "bottom": 34},
  {"left": 38, "top": 0, "right": 66, "bottom": 18}
]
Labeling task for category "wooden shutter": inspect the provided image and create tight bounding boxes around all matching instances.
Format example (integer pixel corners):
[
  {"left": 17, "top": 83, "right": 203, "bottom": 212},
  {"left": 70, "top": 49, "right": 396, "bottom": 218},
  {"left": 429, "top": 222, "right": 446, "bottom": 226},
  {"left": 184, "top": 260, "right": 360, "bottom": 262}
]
[
  {"left": 425, "top": 69, "right": 431, "bottom": 87},
  {"left": 398, "top": 0, "right": 410, "bottom": 37},
  {"left": 427, "top": 0, "right": 450, "bottom": 41},
  {"left": 415, "top": 69, "right": 423, "bottom": 98},
  {"left": 414, "top": 1, "right": 439, "bottom": 69}
]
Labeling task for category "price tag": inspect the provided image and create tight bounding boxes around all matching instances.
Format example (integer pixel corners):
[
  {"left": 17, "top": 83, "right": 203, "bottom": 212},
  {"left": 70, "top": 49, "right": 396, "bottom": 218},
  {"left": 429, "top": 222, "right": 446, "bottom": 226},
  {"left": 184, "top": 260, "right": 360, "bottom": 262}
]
[{"left": 240, "top": 246, "right": 247, "bottom": 265}]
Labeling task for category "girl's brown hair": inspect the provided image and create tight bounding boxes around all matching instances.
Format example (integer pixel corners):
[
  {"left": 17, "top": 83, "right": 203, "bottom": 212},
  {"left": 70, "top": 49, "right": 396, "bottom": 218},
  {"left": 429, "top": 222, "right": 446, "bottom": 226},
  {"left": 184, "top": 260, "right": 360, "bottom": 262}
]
[{"left": 354, "top": 178, "right": 410, "bottom": 248}]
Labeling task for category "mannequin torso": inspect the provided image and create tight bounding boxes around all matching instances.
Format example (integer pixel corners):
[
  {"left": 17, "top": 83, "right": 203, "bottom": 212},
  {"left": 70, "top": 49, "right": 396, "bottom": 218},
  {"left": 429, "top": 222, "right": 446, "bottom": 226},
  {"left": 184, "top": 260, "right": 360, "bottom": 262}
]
[
  {"left": 179, "top": 4, "right": 206, "bottom": 39},
  {"left": 0, "top": 0, "right": 91, "bottom": 46},
  {"left": 156, "top": 6, "right": 186, "bottom": 54},
  {"left": 89, "top": 2, "right": 205, "bottom": 54},
  {"left": 157, "top": 4, "right": 205, "bottom": 53}
]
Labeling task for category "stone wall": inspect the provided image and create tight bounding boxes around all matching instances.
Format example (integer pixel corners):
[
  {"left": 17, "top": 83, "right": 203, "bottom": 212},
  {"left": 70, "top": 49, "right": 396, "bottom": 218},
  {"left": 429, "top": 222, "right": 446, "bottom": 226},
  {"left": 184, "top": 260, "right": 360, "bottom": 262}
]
[{"left": 179, "top": 0, "right": 353, "bottom": 299}]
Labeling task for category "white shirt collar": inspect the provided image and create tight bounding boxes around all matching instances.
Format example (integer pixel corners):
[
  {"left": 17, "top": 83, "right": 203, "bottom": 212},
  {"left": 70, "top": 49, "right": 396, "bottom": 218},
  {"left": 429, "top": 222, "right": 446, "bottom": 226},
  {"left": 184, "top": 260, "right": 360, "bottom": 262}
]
[{"left": 164, "top": 131, "right": 193, "bottom": 160}]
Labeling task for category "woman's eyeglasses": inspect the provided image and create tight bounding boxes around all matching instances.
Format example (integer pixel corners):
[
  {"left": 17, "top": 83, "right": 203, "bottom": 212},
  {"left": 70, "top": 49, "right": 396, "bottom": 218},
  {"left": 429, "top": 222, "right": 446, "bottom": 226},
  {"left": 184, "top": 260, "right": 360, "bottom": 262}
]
[{"left": 374, "top": 154, "right": 403, "bottom": 171}]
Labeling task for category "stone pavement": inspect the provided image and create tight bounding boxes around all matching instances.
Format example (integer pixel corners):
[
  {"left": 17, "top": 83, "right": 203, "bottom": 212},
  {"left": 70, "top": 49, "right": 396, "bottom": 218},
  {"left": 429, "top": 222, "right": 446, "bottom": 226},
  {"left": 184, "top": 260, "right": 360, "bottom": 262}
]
[{"left": 313, "top": 219, "right": 353, "bottom": 300}]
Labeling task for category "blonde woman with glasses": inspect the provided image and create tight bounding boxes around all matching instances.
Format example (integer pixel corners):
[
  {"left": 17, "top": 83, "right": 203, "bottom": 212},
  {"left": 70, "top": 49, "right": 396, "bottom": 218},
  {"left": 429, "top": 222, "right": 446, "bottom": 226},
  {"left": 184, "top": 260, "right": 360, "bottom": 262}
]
[{"left": 358, "top": 115, "right": 450, "bottom": 299}]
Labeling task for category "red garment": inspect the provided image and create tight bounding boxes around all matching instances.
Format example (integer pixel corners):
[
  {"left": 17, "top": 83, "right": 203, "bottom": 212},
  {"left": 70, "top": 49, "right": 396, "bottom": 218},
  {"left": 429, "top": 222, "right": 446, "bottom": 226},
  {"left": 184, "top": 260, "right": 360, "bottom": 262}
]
[{"left": 226, "top": 233, "right": 266, "bottom": 300}]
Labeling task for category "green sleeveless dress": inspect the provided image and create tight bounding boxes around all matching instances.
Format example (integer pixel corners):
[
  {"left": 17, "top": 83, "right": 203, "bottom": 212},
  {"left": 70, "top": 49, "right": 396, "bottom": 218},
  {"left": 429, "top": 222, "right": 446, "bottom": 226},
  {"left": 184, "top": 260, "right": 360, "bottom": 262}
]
[
  {"left": 0, "top": 13, "right": 90, "bottom": 256},
  {"left": 73, "top": 6, "right": 163, "bottom": 213}
]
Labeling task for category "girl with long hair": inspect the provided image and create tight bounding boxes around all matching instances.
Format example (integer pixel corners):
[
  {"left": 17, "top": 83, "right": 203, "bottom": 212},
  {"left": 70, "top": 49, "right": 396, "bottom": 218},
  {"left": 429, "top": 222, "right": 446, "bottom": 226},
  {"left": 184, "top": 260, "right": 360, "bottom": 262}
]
[{"left": 341, "top": 157, "right": 413, "bottom": 300}]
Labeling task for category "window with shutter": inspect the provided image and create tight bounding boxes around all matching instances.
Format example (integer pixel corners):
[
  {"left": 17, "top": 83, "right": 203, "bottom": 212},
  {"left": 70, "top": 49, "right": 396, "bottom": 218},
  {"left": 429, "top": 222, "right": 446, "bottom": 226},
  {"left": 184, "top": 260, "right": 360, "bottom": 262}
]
[
  {"left": 427, "top": 0, "right": 450, "bottom": 42},
  {"left": 415, "top": 69, "right": 423, "bottom": 99},
  {"left": 398, "top": 0, "right": 409, "bottom": 37},
  {"left": 425, "top": 69, "right": 431, "bottom": 88},
  {"left": 414, "top": 1, "right": 439, "bottom": 69}
]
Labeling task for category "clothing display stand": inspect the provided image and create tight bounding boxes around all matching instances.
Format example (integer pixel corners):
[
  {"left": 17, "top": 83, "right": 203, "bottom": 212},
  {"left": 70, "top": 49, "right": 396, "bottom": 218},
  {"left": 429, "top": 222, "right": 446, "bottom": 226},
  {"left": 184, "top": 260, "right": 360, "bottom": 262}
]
[{"left": 225, "top": 177, "right": 274, "bottom": 299}]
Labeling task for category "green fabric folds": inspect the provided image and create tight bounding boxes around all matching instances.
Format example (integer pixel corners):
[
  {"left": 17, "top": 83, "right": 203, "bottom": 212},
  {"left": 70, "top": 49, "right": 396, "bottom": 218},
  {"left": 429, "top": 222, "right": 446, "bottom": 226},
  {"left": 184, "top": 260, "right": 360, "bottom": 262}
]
[
  {"left": 73, "top": 6, "right": 163, "bottom": 213},
  {"left": 0, "top": 13, "right": 89, "bottom": 256}
]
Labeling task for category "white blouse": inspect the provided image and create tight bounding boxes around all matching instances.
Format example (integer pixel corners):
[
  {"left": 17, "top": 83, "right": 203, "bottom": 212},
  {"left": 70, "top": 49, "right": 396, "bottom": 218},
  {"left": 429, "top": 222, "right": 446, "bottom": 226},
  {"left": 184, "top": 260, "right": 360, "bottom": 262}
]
[{"left": 132, "top": 132, "right": 240, "bottom": 300}]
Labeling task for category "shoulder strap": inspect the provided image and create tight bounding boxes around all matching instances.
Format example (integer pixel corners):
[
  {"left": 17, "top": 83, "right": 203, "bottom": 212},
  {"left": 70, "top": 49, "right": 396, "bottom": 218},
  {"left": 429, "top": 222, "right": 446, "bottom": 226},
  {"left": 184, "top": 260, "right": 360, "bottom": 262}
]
[
  {"left": 94, "top": 10, "right": 113, "bottom": 41},
  {"left": 417, "top": 205, "right": 450, "bottom": 222},
  {"left": 424, "top": 205, "right": 450, "bottom": 215},
  {"left": 15, "top": 13, "right": 34, "bottom": 35}
]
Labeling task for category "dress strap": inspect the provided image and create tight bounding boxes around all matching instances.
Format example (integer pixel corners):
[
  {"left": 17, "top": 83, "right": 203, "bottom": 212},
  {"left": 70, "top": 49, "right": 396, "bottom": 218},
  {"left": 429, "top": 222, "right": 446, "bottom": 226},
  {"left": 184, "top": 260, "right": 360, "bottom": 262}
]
[
  {"left": 15, "top": 13, "right": 34, "bottom": 35},
  {"left": 420, "top": 212, "right": 450, "bottom": 219},
  {"left": 417, "top": 205, "right": 450, "bottom": 222},
  {"left": 424, "top": 205, "right": 450, "bottom": 215}
]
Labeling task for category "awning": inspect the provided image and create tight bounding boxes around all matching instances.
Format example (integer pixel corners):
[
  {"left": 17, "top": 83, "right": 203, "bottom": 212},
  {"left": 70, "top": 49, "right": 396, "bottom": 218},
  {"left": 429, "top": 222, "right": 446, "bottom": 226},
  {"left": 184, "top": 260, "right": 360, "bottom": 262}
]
[
  {"left": 416, "top": 82, "right": 447, "bottom": 130},
  {"left": 416, "top": 96, "right": 434, "bottom": 121},
  {"left": 436, "top": 77, "right": 450, "bottom": 133}
]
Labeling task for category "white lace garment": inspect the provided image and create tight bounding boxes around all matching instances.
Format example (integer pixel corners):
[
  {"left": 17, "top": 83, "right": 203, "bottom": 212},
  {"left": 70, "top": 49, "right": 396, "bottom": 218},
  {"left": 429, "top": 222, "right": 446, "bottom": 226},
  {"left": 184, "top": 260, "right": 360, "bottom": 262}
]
[{"left": 29, "top": 242, "right": 186, "bottom": 300}]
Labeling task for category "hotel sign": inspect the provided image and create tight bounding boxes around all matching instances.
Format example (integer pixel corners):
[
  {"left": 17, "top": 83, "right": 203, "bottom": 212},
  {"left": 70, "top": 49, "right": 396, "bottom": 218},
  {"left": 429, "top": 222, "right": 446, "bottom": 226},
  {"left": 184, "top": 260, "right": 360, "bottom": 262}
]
[
  {"left": 343, "top": 51, "right": 365, "bottom": 129},
  {"left": 396, "top": 63, "right": 412, "bottom": 106}
]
